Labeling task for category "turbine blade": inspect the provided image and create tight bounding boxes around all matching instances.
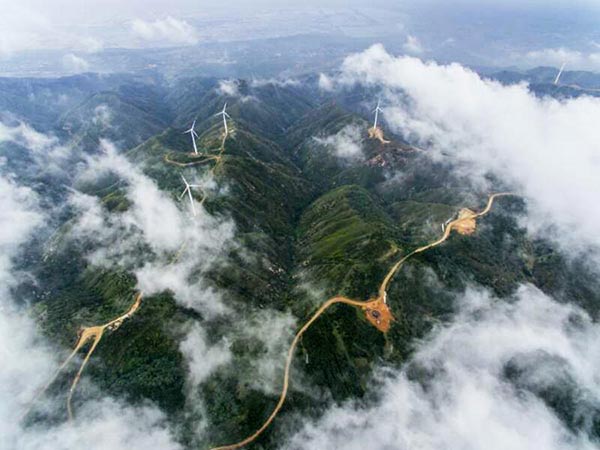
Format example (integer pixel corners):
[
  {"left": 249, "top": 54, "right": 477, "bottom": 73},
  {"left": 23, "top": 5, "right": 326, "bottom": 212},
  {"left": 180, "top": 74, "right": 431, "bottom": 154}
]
[
  {"left": 554, "top": 62, "right": 566, "bottom": 85},
  {"left": 180, "top": 187, "right": 188, "bottom": 199},
  {"left": 188, "top": 189, "right": 196, "bottom": 216}
]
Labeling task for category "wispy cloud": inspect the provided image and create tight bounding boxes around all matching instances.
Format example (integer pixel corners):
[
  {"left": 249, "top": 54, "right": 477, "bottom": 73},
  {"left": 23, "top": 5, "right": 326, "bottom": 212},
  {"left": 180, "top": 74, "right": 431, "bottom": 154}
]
[
  {"left": 403, "top": 34, "right": 424, "bottom": 55},
  {"left": 318, "top": 73, "right": 335, "bottom": 91},
  {"left": 180, "top": 324, "right": 231, "bottom": 388},
  {"left": 236, "top": 310, "right": 297, "bottom": 395},
  {"left": 0, "top": 121, "right": 73, "bottom": 178},
  {"left": 0, "top": 171, "right": 182, "bottom": 450},
  {"left": 69, "top": 140, "right": 235, "bottom": 316},
  {"left": 313, "top": 124, "right": 365, "bottom": 161}
]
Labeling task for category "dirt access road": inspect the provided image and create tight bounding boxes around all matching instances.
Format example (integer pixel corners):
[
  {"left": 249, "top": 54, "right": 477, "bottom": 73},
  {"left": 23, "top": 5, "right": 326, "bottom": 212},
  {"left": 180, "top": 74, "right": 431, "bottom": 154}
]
[{"left": 210, "top": 192, "right": 515, "bottom": 450}]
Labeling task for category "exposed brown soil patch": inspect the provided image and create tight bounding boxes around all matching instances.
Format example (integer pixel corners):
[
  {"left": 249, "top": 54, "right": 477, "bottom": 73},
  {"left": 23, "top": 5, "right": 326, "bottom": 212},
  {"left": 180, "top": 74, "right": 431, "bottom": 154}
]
[{"left": 368, "top": 126, "right": 390, "bottom": 144}]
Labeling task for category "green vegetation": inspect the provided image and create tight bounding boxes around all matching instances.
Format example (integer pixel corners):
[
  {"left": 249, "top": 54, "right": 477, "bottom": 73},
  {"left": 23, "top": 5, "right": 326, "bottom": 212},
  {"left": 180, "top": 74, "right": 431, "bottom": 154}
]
[{"left": 19, "top": 78, "right": 600, "bottom": 448}]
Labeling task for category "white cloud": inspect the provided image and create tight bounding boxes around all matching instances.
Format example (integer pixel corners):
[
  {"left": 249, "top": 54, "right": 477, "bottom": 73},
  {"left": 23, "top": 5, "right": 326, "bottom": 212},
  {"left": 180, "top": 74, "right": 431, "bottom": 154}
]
[
  {"left": 282, "top": 43, "right": 600, "bottom": 450},
  {"left": 520, "top": 47, "right": 600, "bottom": 71},
  {"left": 131, "top": 16, "right": 199, "bottom": 46},
  {"left": 217, "top": 79, "right": 257, "bottom": 102},
  {"left": 0, "top": 174, "right": 44, "bottom": 297},
  {"left": 217, "top": 79, "right": 241, "bottom": 97},
  {"left": 403, "top": 34, "right": 424, "bottom": 55},
  {"left": 236, "top": 309, "right": 297, "bottom": 395},
  {"left": 0, "top": 172, "right": 182, "bottom": 450},
  {"left": 334, "top": 44, "right": 600, "bottom": 257},
  {"left": 92, "top": 104, "right": 112, "bottom": 128},
  {"left": 0, "top": 174, "right": 53, "bottom": 447},
  {"left": 62, "top": 53, "right": 90, "bottom": 73},
  {"left": 314, "top": 124, "right": 365, "bottom": 160},
  {"left": 0, "top": 121, "right": 72, "bottom": 177},
  {"left": 285, "top": 285, "right": 600, "bottom": 450},
  {"left": 69, "top": 140, "right": 235, "bottom": 316},
  {"left": 318, "top": 73, "right": 334, "bottom": 91},
  {"left": 180, "top": 324, "right": 231, "bottom": 387},
  {"left": 0, "top": 121, "right": 56, "bottom": 151},
  {"left": 250, "top": 77, "right": 300, "bottom": 88},
  {"left": 14, "top": 398, "right": 181, "bottom": 450}
]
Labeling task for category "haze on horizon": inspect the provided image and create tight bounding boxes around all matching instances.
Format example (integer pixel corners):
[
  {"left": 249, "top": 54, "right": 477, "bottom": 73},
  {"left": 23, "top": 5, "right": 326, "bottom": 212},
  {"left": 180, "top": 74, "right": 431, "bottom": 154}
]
[{"left": 2, "top": 0, "right": 600, "bottom": 75}]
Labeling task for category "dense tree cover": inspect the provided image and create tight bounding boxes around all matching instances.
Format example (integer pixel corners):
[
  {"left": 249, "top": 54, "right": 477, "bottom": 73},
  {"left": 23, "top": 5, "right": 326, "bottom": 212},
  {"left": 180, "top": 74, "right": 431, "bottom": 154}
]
[{"left": 11, "top": 75, "right": 600, "bottom": 447}]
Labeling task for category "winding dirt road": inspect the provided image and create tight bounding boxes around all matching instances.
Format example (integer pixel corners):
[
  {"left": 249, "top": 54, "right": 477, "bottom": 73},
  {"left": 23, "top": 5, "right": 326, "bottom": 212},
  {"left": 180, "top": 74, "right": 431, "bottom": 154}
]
[
  {"left": 23, "top": 292, "right": 143, "bottom": 420},
  {"left": 165, "top": 124, "right": 230, "bottom": 171},
  {"left": 164, "top": 153, "right": 220, "bottom": 168},
  {"left": 210, "top": 192, "right": 515, "bottom": 450}
]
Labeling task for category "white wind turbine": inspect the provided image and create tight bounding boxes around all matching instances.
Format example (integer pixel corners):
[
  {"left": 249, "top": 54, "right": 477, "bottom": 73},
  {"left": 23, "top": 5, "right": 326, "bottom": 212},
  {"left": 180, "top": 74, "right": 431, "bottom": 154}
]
[
  {"left": 554, "top": 62, "right": 566, "bottom": 85},
  {"left": 180, "top": 174, "right": 201, "bottom": 216},
  {"left": 215, "top": 103, "right": 231, "bottom": 135},
  {"left": 184, "top": 119, "right": 199, "bottom": 154},
  {"left": 373, "top": 99, "right": 383, "bottom": 129}
]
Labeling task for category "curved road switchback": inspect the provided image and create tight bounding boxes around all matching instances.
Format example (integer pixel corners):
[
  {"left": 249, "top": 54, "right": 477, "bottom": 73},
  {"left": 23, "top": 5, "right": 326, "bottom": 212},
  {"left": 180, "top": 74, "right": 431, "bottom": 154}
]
[{"left": 210, "top": 192, "right": 516, "bottom": 450}]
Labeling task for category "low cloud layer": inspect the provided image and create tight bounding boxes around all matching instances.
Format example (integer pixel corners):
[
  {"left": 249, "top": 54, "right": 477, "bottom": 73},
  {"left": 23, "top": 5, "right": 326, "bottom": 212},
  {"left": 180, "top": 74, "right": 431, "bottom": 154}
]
[
  {"left": 0, "top": 171, "right": 182, "bottom": 450},
  {"left": 284, "top": 285, "right": 600, "bottom": 450},
  {"left": 334, "top": 44, "right": 600, "bottom": 256},
  {"left": 281, "top": 43, "right": 600, "bottom": 450},
  {"left": 70, "top": 140, "right": 235, "bottom": 316}
]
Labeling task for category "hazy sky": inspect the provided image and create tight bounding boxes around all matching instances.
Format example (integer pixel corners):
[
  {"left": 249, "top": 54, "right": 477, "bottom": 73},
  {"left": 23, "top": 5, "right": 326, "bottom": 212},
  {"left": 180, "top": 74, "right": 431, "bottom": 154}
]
[{"left": 2, "top": 0, "right": 600, "bottom": 59}]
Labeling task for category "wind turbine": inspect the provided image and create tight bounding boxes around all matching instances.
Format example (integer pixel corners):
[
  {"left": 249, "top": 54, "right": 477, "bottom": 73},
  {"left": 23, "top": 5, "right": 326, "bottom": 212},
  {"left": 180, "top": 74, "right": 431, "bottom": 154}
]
[
  {"left": 184, "top": 120, "right": 199, "bottom": 154},
  {"left": 373, "top": 99, "right": 383, "bottom": 129},
  {"left": 554, "top": 62, "right": 566, "bottom": 85},
  {"left": 180, "top": 175, "right": 201, "bottom": 216},
  {"left": 215, "top": 103, "right": 231, "bottom": 135}
]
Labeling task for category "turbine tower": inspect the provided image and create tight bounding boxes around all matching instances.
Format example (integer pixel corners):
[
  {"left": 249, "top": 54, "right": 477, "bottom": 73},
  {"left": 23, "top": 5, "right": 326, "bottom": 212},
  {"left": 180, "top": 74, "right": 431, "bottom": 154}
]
[
  {"left": 215, "top": 103, "right": 232, "bottom": 135},
  {"left": 554, "top": 62, "right": 566, "bottom": 85},
  {"left": 184, "top": 119, "right": 199, "bottom": 154},
  {"left": 180, "top": 174, "right": 202, "bottom": 216},
  {"left": 373, "top": 99, "right": 383, "bottom": 129}
]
